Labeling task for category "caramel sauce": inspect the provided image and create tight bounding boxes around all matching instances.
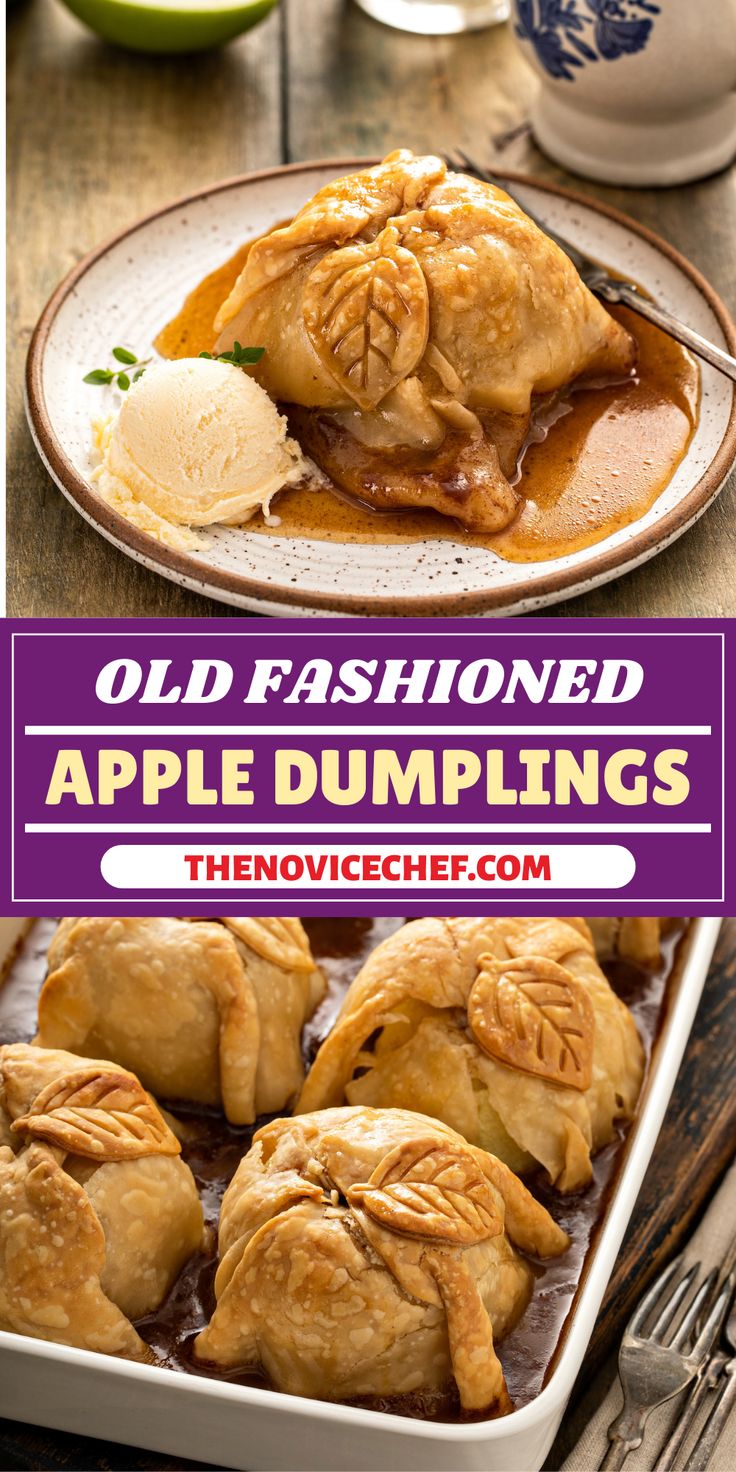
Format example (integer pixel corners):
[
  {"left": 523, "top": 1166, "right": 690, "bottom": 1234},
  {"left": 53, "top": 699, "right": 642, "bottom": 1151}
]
[
  {"left": 0, "top": 918, "right": 686, "bottom": 1423},
  {"left": 156, "top": 243, "right": 698, "bottom": 563},
  {"left": 154, "top": 240, "right": 254, "bottom": 363}
]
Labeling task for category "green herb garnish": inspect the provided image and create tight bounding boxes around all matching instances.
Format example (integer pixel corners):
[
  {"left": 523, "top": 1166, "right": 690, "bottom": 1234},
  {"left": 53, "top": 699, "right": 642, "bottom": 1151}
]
[
  {"left": 83, "top": 341, "right": 265, "bottom": 391},
  {"left": 199, "top": 342, "right": 265, "bottom": 367},
  {"left": 112, "top": 347, "right": 138, "bottom": 365},
  {"left": 83, "top": 347, "right": 152, "bottom": 391}
]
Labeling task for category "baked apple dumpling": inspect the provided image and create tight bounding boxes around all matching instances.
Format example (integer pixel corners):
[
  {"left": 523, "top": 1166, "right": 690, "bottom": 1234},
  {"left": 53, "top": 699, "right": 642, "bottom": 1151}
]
[
  {"left": 297, "top": 918, "right": 644, "bottom": 1191},
  {"left": 194, "top": 1105, "right": 569, "bottom": 1414},
  {"left": 214, "top": 150, "right": 637, "bottom": 532},
  {"left": 0, "top": 1043, "right": 205, "bottom": 1359},
  {"left": 588, "top": 917, "right": 674, "bottom": 969},
  {"left": 36, "top": 917, "right": 325, "bottom": 1125}
]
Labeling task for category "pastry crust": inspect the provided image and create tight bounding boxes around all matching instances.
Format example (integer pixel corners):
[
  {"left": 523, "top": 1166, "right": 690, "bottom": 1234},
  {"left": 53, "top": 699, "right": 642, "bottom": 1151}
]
[
  {"left": 194, "top": 1106, "right": 568, "bottom": 1413},
  {"left": 588, "top": 917, "right": 676, "bottom": 969},
  {"left": 37, "top": 917, "right": 324, "bottom": 1124},
  {"left": 0, "top": 1043, "right": 205, "bottom": 1358},
  {"left": 297, "top": 918, "right": 644, "bottom": 1191},
  {"left": 214, "top": 150, "right": 636, "bottom": 530}
]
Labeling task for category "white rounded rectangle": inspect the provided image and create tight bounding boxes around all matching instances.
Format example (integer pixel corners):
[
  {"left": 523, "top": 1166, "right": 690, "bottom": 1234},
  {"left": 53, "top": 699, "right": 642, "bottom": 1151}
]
[{"left": 99, "top": 842, "right": 636, "bottom": 890}]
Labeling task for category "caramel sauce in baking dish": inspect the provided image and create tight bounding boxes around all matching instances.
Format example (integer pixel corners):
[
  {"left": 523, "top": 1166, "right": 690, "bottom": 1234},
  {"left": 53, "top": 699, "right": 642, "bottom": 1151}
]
[
  {"left": 0, "top": 918, "right": 687, "bottom": 1424},
  {"left": 156, "top": 245, "right": 699, "bottom": 564}
]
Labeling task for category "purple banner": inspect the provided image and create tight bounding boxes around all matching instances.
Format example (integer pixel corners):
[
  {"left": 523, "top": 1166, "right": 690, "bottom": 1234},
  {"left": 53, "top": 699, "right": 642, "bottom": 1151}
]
[{"left": 2, "top": 618, "right": 732, "bottom": 913}]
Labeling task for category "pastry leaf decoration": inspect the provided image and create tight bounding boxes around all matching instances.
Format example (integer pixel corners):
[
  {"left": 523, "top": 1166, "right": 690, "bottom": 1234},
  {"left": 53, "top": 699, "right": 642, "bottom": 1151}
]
[
  {"left": 13, "top": 1067, "right": 181, "bottom": 1160},
  {"left": 468, "top": 954, "right": 595, "bottom": 1092},
  {"left": 220, "top": 917, "right": 315, "bottom": 973},
  {"left": 348, "top": 1139, "right": 502, "bottom": 1245},
  {"left": 303, "top": 226, "right": 429, "bottom": 410}
]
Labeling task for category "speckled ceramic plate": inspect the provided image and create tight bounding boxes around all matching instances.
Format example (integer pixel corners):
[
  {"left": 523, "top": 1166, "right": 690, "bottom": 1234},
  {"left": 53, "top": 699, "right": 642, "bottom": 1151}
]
[{"left": 25, "top": 160, "right": 736, "bottom": 617}]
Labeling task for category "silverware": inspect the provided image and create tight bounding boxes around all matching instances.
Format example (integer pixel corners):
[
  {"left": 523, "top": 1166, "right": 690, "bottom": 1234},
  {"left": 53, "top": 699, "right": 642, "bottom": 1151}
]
[
  {"left": 682, "top": 1278, "right": 736, "bottom": 1472},
  {"left": 597, "top": 1255, "right": 724, "bottom": 1471},
  {"left": 446, "top": 150, "right": 736, "bottom": 385},
  {"left": 654, "top": 1264, "right": 736, "bottom": 1471}
]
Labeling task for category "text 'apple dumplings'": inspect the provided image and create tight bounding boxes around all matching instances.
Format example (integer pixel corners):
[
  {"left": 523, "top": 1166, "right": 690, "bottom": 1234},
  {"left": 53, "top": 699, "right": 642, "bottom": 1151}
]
[
  {"left": 36, "top": 917, "right": 325, "bottom": 1124},
  {"left": 214, "top": 150, "right": 636, "bottom": 531},
  {"left": 297, "top": 918, "right": 645, "bottom": 1192},
  {"left": 194, "top": 1106, "right": 568, "bottom": 1413},
  {"left": 0, "top": 1043, "right": 205, "bottom": 1359}
]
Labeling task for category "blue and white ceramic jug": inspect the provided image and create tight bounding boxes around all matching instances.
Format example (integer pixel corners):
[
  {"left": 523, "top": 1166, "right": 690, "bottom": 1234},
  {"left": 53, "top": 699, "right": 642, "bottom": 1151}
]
[{"left": 512, "top": 1, "right": 736, "bottom": 185}]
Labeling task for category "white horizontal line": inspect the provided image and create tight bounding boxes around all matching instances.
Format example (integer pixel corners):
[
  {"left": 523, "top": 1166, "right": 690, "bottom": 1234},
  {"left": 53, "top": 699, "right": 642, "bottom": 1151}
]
[
  {"left": 11, "top": 896, "right": 721, "bottom": 906},
  {"left": 24, "top": 822, "right": 712, "bottom": 834},
  {"left": 23, "top": 725, "right": 713, "bottom": 737},
  {"left": 13, "top": 631, "right": 723, "bottom": 640}
]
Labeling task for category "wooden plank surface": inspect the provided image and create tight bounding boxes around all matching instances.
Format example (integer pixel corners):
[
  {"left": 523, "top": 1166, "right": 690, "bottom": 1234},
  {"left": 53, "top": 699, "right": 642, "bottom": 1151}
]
[
  {"left": 7, "top": 0, "right": 283, "bottom": 620},
  {"left": 7, "top": 0, "right": 736, "bottom": 618},
  {"left": 1, "top": 917, "right": 734, "bottom": 1470}
]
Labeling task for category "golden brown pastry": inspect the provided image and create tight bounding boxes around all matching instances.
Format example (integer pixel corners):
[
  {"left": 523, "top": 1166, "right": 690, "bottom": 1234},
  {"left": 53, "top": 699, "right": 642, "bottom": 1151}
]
[
  {"left": 214, "top": 150, "right": 636, "bottom": 531},
  {"left": 588, "top": 917, "right": 675, "bottom": 969},
  {"left": 0, "top": 1043, "right": 205, "bottom": 1359},
  {"left": 297, "top": 918, "right": 644, "bottom": 1192},
  {"left": 194, "top": 1105, "right": 568, "bottom": 1413},
  {"left": 36, "top": 917, "right": 325, "bottom": 1125}
]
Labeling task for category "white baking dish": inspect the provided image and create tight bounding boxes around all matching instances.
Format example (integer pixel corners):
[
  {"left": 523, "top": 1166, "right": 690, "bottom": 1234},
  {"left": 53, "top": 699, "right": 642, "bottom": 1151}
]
[{"left": 0, "top": 918, "right": 722, "bottom": 1472}]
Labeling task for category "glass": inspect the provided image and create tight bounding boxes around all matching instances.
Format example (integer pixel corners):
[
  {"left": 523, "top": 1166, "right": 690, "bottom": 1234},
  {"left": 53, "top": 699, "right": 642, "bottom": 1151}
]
[{"left": 353, "top": 0, "right": 510, "bottom": 35}]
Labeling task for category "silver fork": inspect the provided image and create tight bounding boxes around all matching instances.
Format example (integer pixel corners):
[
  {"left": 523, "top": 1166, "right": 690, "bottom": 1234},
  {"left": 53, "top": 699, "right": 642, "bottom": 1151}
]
[
  {"left": 598, "top": 1255, "right": 728, "bottom": 1471},
  {"left": 654, "top": 1263, "right": 736, "bottom": 1471},
  {"left": 445, "top": 150, "right": 736, "bottom": 385},
  {"left": 682, "top": 1279, "right": 736, "bottom": 1472}
]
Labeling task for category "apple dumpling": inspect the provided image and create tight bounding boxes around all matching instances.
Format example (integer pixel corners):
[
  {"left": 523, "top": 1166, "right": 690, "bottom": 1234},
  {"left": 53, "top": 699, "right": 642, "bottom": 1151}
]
[
  {"left": 35, "top": 917, "right": 325, "bottom": 1125},
  {"left": 194, "top": 1105, "right": 568, "bottom": 1413},
  {"left": 214, "top": 150, "right": 637, "bottom": 531},
  {"left": 588, "top": 917, "right": 674, "bottom": 969},
  {"left": 0, "top": 1043, "right": 205, "bottom": 1359},
  {"left": 297, "top": 917, "right": 644, "bottom": 1191}
]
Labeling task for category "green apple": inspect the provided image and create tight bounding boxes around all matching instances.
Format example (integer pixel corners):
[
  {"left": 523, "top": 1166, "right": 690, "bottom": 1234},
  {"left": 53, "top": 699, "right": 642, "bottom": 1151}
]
[{"left": 57, "top": 0, "right": 280, "bottom": 54}]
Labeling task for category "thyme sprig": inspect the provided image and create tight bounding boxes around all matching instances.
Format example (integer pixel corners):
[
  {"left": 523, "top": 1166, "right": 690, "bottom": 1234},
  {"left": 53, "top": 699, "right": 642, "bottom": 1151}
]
[
  {"left": 199, "top": 342, "right": 265, "bottom": 367},
  {"left": 83, "top": 341, "right": 265, "bottom": 391},
  {"left": 83, "top": 347, "right": 151, "bottom": 391}
]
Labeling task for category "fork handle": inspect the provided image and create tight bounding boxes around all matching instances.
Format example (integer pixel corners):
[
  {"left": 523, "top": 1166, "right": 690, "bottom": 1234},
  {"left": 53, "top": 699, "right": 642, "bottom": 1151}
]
[
  {"left": 682, "top": 1360, "right": 736, "bottom": 1472},
  {"left": 595, "top": 279, "right": 736, "bottom": 384},
  {"left": 653, "top": 1366, "right": 715, "bottom": 1472},
  {"left": 600, "top": 1435, "right": 641, "bottom": 1471},
  {"left": 599, "top": 1412, "right": 647, "bottom": 1472}
]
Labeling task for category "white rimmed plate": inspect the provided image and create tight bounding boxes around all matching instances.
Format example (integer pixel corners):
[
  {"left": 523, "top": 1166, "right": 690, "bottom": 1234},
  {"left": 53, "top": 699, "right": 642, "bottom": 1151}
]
[
  {"left": 25, "top": 160, "right": 736, "bottom": 617},
  {"left": 0, "top": 919, "right": 724, "bottom": 1470}
]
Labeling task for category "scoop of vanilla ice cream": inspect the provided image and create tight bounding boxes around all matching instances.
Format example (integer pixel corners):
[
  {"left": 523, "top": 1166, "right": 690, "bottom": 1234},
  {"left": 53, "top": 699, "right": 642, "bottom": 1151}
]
[{"left": 94, "top": 357, "right": 305, "bottom": 533}]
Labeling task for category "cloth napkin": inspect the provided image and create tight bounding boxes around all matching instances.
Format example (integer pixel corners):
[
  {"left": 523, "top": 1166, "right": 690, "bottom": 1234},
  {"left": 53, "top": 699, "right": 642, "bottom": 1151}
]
[{"left": 556, "top": 1157, "right": 736, "bottom": 1472}]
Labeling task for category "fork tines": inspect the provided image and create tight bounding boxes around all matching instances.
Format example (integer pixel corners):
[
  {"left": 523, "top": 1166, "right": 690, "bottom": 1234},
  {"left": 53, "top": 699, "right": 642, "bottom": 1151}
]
[
  {"left": 636, "top": 1260, "right": 718, "bottom": 1352},
  {"left": 600, "top": 1255, "right": 725, "bottom": 1472}
]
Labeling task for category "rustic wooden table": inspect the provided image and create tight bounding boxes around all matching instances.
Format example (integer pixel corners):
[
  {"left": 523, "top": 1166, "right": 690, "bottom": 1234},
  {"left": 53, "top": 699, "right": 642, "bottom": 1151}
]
[
  {"left": 1, "top": 918, "right": 734, "bottom": 1470},
  {"left": 7, "top": 0, "right": 736, "bottom": 619}
]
